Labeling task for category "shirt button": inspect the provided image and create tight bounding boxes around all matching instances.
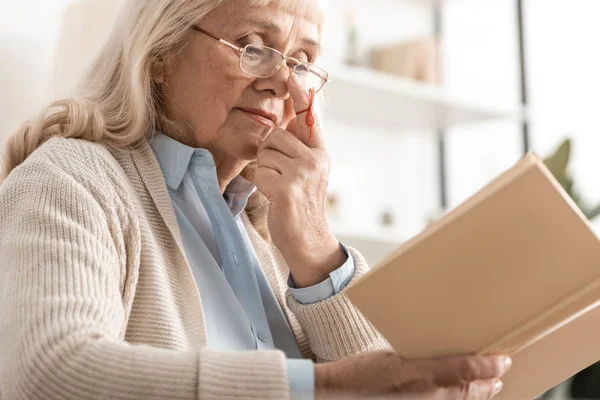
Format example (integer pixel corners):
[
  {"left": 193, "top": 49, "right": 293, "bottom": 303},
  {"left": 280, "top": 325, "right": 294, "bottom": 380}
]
[
  {"left": 233, "top": 254, "right": 239, "bottom": 264},
  {"left": 341, "top": 281, "right": 349, "bottom": 290},
  {"left": 257, "top": 332, "right": 267, "bottom": 342},
  {"left": 203, "top": 182, "right": 209, "bottom": 191}
]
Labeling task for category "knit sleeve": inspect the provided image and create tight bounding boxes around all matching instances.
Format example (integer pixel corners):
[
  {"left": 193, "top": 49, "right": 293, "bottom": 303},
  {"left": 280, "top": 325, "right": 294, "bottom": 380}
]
[
  {"left": 286, "top": 247, "right": 391, "bottom": 362},
  {"left": 0, "top": 152, "right": 288, "bottom": 400}
]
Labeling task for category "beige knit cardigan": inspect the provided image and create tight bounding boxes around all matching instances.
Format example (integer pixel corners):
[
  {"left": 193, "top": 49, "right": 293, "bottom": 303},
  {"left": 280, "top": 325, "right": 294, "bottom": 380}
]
[{"left": 0, "top": 137, "right": 389, "bottom": 400}]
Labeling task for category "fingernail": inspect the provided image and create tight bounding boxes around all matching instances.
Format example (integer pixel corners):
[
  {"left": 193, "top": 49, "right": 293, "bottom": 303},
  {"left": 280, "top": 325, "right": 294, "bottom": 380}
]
[
  {"left": 503, "top": 356, "right": 513, "bottom": 370},
  {"left": 494, "top": 380, "right": 504, "bottom": 394}
]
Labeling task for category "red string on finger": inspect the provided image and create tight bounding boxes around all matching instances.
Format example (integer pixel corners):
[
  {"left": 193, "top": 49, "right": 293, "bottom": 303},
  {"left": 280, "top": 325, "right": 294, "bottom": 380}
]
[{"left": 295, "top": 88, "right": 315, "bottom": 142}]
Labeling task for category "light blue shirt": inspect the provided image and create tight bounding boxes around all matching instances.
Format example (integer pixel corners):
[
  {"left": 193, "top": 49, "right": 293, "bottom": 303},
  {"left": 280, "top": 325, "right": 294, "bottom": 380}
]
[{"left": 149, "top": 132, "right": 354, "bottom": 400}]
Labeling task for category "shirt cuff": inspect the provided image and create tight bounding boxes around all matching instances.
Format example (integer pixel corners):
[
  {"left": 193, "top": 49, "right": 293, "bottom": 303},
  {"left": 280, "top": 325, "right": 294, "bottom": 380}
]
[
  {"left": 287, "top": 358, "right": 315, "bottom": 400},
  {"left": 288, "top": 243, "right": 355, "bottom": 305}
]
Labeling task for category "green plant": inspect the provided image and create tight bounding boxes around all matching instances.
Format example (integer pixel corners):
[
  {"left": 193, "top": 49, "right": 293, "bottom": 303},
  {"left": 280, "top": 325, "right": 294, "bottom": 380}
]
[
  {"left": 541, "top": 139, "right": 600, "bottom": 398},
  {"left": 543, "top": 138, "right": 600, "bottom": 221}
]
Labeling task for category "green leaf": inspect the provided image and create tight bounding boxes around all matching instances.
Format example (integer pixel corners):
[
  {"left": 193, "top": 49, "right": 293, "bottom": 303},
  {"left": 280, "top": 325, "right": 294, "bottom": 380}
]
[
  {"left": 585, "top": 204, "right": 600, "bottom": 221},
  {"left": 543, "top": 138, "right": 571, "bottom": 186}
]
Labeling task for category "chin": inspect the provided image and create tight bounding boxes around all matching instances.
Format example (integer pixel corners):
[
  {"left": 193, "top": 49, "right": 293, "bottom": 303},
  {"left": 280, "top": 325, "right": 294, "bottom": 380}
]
[
  {"left": 235, "top": 137, "right": 262, "bottom": 160},
  {"left": 237, "top": 145, "right": 259, "bottom": 160},
  {"left": 240, "top": 130, "right": 269, "bottom": 159}
]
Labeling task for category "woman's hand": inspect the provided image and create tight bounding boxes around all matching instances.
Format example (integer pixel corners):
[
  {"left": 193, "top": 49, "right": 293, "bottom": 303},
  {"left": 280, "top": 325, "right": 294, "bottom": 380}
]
[
  {"left": 314, "top": 351, "right": 513, "bottom": 400},
  {"left": 255, "top": 74, "right": 344, "bottom": 288}
]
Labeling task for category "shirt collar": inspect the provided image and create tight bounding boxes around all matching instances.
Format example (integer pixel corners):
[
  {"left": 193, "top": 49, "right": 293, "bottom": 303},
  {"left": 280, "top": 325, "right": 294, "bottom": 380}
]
[
  {"left": 149, "top": 131, "right": 196, "bottom": 190},
  {"left": 149, "top": 131, "right": 257, "bottom": 216},
  {"left": 225, "top": 175, "right": 258, "bottom": 218}
]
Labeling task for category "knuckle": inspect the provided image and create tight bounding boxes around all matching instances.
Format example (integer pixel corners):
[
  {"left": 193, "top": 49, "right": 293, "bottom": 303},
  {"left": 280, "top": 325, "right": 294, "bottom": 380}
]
[
  {"left": 306, "top": 156, "right": 320, "bottom": 172},
  {"left": 395, "top": 378, "right": 430, "bottom": 393},
  {"left": 491, "top": 357, "right": 509, "bottom": 378},
  {"left": 278, "top": 128, "right": 293, "bottom": 139},
  {"left": 459, "top": 358, "right": 481, "bottom": 383},
  {"left": 466, "top": 382, "right": 480, "bottom": 399},
  {"left": 297, "top": 90, "right": 310, "bottom": 105},
  {"left": 290, "top": 181, "right": 304, "bottom": 196},
  {"left": 262, "top": 148, "right": 276, "bottom": 160},
  {"left": 466, "top": 381, "right": 495, "bottom": 400},
  {"left": 258, "top": 139, "right": 271, "bottom": 153},
  {"left": 483, "top": 384, "right": 497, "bottom": 400},
  {"left": 254, "top": 168, "right": 267, "bottom": 186},
  {"left": 390, "top": 359, "right": 430, "bottom": 393},
  {"left": 298, "top": 170, "right": 311, "bottom": 183},
  {"left": 266, "top": 129, "right": 283, "bottom": 144}
]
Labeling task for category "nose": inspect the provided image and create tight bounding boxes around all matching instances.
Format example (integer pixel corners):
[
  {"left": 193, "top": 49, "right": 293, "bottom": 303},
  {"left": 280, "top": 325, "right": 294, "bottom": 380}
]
[{"left": 252, "top": 62, "right": 292, "bottom": 100}]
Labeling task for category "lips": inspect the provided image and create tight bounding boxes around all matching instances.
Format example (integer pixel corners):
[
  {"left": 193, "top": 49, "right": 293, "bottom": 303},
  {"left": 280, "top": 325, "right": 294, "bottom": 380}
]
[{"left": 238, "top": 107, "right": 278, "bottom": 124}]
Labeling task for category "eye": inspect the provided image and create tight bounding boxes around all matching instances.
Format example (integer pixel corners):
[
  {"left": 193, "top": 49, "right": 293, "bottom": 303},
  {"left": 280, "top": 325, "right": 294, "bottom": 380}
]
[
  {"left": 246, "top": 45, "right": 266, "bottom": 56},
  {"left": 293, "top": 63, "right": 310, "bottom": 75}
]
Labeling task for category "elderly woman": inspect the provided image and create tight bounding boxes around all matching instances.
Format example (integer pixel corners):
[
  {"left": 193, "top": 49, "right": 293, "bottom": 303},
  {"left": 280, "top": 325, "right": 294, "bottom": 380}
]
[{"left": 0, "top": 0, "right": 511, "bottom": 399}]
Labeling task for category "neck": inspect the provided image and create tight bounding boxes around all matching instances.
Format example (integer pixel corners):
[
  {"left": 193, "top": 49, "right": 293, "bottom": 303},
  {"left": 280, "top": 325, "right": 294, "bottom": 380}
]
[
  {"left": 159, "top": 129, "right": 251, "bottom": 195},
  {"left": 214, "top": 156, "right": 250, "bottom": 194}
]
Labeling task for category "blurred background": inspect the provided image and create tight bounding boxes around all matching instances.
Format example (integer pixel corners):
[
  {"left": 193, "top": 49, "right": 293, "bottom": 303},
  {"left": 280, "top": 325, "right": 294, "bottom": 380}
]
[{"left": 2, "top": 0, "right": 600, "bottom": 398}]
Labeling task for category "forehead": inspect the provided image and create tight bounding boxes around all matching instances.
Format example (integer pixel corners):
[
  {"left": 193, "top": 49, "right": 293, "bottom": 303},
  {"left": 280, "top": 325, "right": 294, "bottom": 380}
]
[
  {"left": 244, "top": 0, "right": 325, "bottom": 25},
  {"left": 212, "top": 0, "right": 324, "bottom": 39}
]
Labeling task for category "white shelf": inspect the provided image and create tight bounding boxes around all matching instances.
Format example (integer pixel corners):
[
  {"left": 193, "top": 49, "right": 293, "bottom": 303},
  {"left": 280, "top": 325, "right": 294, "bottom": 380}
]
[
  {"left": 322, "top": 65, "right": 522, "bottom": 132},
  {"left": 332, "top": 227, "right": 404, "bottom": 266},
  {"left": 333, "top": 228, "right": 405, "bottom": 246}
]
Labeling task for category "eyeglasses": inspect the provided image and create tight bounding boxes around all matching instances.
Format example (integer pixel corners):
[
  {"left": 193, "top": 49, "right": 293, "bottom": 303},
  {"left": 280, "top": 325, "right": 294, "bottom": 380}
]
[{"left": 192, "top": 26, "right": 330, "bottom": 93}]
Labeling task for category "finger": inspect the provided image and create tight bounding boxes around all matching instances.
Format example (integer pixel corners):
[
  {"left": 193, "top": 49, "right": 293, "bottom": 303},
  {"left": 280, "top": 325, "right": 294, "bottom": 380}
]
[
  {"left": 442, "top": 380, "right": 500, "bottom": 400},
  {"left": 428, "top": 355, "right": 511, "bottom": 387},
  {"left": 257, "top": 149, "right": 294, "bottom": 175},
  {"left": 489, "top": 380, "right": 504, "bottom": 399},
  {"left": 285, "top": 116, "right": 298, "bottom": 136},
  {"left": 258, "top": 128, "right": 306, "bottom": 159},
  {"left": 254, "top": 167, "right": 281, "bottom": 199},
  {"left": 287, "top": 74, "right": 325, "bottom": 149},
  {"left": 466, "top": 379, "right": 503, "bottom": 400}
]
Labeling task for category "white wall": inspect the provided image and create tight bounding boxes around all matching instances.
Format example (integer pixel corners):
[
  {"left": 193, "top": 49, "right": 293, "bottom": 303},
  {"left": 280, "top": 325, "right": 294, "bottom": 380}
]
[
  {"left": 526, "top": 0, "right": 600, "bottom": 208},
  {"left": 3, "top": 0, "right": 600, "bottom": 238},
  {"left": 443, "top": 0, "right": 523, "bottom": 209},
  {"left": 323, "top": 0, "right": 600, "bottom": 259},
  {"left": 443, "top": 0, "right": 600, "bottom": 234},
  {"left": 322, "top": 0, "right": 525, "bottom": 244},
  {"left": 321, "top": 0, "right": 440, "bottom": 243},
  {"left": 0, "top": 0, "right": 65, "bottom": 142},
  {"left": 0, "top": 0, "right": 122, "bottom": 146}
]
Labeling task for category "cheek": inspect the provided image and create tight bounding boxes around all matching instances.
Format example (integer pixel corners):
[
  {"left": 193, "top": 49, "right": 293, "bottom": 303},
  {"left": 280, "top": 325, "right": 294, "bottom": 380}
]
[
  {"left": 184, "top": 44, "right": 248, "bottom": 112},
  {"left": 171, "top": 64, "right": 251, "bottom": 128}
]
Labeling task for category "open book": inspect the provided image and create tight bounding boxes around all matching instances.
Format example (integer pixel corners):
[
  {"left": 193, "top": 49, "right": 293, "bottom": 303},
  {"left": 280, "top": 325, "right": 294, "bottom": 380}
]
[{"left": 346, "top": 153, "right": 600, "bottom": 400}]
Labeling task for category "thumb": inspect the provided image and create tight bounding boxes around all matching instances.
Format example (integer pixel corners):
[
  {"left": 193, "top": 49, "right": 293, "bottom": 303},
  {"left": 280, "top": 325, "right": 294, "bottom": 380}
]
[{"left": 285, "top": 116, "right": 299, "bottom": 136}]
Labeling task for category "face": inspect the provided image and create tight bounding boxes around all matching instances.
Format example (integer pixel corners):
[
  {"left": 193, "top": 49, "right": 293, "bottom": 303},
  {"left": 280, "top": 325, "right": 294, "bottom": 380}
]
[{"left": 160, "top": 0, "right": 321, "bottom": 167}]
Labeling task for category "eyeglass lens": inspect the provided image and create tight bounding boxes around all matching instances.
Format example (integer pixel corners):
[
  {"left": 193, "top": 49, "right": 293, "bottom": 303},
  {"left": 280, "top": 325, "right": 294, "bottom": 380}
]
[{"left": 240, "top": 45, "right": 327, "bottom": 92}]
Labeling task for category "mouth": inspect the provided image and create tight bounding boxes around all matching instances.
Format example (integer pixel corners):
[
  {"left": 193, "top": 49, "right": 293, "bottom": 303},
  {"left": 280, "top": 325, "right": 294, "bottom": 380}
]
[{"left": 237, "top": 107, "right": 277, "bottom": 127}]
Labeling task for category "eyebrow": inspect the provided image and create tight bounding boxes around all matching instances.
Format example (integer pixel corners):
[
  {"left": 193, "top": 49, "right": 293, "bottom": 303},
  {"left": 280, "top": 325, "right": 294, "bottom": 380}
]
[{"left": 236, "top": 16, "right": 321, "bottom": 53}]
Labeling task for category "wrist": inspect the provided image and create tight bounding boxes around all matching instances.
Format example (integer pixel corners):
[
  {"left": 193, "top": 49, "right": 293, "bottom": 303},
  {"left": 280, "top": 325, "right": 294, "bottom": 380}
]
[
  {"left": 314, "top": 363, "right": 333, "bottom": 396},
  {"left": 289, "top": 236, "right": 346, "bottom": 288}
]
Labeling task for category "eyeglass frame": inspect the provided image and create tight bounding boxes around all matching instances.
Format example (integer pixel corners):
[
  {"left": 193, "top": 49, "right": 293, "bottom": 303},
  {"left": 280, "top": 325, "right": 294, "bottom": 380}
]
[{"left": 191, "top": 25, "right": 330, "bottom": 93}]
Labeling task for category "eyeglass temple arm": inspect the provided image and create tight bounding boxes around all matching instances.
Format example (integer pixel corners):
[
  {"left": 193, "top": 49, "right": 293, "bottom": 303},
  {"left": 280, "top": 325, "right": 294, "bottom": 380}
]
[{"left": 192, "top": 25, "right": 243, "bottom": 52}]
